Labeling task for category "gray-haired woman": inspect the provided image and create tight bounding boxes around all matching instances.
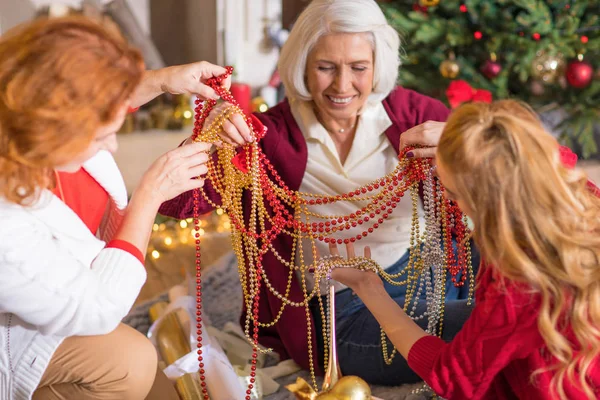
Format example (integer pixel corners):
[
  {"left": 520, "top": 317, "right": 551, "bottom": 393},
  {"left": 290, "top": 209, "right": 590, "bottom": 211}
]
[{"left": 160, "top": 0, "right": 479, "bottom": 385}]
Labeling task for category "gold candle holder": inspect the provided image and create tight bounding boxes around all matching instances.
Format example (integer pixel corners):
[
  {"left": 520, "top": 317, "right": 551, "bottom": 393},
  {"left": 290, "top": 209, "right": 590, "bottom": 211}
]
[
  {"left": 322, "top": 284, "right": 342, "bottom": 391},
  {"left": 149, "top": 301, "right": 203, "bottom": 400}
]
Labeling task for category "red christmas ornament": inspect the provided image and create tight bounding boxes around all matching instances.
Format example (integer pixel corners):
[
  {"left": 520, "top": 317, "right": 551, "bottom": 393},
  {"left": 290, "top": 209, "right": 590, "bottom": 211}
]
[
  {"left": 481, "top": 59, "right": 502, "bottom": 79},
  {"left": 412, "top": 3, "right": 428, "bottom": 13},
  {"left": 459, "top": 4, "right": 468, "bottom": 12},
  {"left": 473, "top": 31, "right": 483, "bottom": 40},
  {"left": 581, "top": 36, "right": 589, "bottom": 44},
  {"left": 532, "top": 33, "right": 541, "bottom": 41},
  {"left": 565, "top": 59, "right": 593, "bottom": 88}
]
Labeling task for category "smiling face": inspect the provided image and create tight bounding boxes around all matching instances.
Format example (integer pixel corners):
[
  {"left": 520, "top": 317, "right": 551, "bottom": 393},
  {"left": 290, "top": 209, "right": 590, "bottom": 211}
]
[{"left": 305, "top": 32, "right": 374, "bottom": 122}]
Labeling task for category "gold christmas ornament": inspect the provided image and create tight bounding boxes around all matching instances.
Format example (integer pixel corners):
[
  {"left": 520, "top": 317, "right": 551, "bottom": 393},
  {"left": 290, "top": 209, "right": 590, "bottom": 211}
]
[
  {"left": 251, "top": 96, "right": 269, "bottom": 113},
  {"left": 317, "top": 376, "right": 372, "bottom": 400},
  {"left": 440, "top": 53, "right": 460, "bottom": 79},
  {"left": 419, "top": 0, "right": 440, "bottom": 6},
  {"left": 531, "top": 50, "right": 565, "bottom": 84},
  {"left": 287, "top": 376, "right": 371, "bottom": 400}
]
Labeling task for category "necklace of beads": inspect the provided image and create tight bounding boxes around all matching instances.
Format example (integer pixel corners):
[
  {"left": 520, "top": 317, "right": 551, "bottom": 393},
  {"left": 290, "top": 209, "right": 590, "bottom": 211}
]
[{"left": 190, "top": 67, "right": 473, "bottom": 398}]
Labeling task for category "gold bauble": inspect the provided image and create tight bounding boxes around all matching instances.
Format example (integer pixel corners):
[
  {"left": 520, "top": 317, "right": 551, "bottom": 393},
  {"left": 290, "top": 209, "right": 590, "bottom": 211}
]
[
  {"left": 419, "top": 0, "right": 440, "bottom": 6},
  {"left": 530, "top": 50, "right": 566, "bottom": 84},
  {"left": 251, "top": 96, "right": 269, "bottom": 113},
  {"left": 316, "top": 376, "right": 371, "bottom": 400},
  {"left": 439, "top": 59, "right": 460, "bottom": 79}
]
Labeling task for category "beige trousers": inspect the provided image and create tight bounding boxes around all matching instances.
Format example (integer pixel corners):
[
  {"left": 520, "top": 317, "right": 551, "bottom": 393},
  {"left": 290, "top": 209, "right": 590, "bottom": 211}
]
[{"left": 32, "top": 324, "right": 179, "bottom": 400}]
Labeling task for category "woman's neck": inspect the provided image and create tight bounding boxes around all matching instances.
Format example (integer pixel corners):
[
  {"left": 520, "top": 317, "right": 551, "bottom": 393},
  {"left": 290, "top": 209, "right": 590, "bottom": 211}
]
[
  {"left": 314, "top": 109, "right": 358, "bottom": 135},
  {"left": 314, "top": 107, "right": 359, "bottom": 165}
]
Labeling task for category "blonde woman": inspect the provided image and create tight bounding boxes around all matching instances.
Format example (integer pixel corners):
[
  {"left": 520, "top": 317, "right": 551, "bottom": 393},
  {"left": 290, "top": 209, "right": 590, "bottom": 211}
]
[{"left": 331, "top": 100, "right": 600, "bottom": 399}]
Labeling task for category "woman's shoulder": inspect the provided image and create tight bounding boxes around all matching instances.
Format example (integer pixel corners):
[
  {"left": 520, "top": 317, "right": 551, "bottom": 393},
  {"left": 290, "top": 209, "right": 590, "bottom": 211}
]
[{"left": 384, "top": 86, "right": 450, "bottom": 123}]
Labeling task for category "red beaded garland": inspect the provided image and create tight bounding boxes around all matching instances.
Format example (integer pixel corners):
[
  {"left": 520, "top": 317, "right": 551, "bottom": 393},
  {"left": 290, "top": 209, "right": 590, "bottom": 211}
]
[{"left": 191, "top": 67, "right": 470, "bottom": 398}]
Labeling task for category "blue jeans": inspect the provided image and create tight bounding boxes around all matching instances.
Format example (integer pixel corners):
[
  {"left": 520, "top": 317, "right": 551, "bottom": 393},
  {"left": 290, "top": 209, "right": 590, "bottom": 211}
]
[{"left": 309, "top": 240, "right": 480, "bottom": 385}]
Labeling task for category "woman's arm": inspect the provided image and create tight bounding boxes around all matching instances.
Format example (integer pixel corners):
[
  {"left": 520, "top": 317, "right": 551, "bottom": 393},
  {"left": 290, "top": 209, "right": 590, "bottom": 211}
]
[{"left": 330, "top": 244, "right": 538, "bottom": 399}]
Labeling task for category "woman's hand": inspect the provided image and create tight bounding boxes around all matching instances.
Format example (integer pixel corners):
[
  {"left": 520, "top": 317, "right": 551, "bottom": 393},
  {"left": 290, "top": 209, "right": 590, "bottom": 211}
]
[
  {"left": 399, "top": 120, "right": 446, "bottom": 158},
  {"left": 159, "top": 61, "right": 232, "bottom": 100},
  {"left": 137, "top": 141, "right": 212, "bottom": 206},
  {"left": 131, "top": 61, "right": 232, "bottom": 108},
  {"left": 184, "top": 102, "right": 253, "bottom": 147},
  {"left": 328, "top": 242, "right": 383, "bottom": 292}
]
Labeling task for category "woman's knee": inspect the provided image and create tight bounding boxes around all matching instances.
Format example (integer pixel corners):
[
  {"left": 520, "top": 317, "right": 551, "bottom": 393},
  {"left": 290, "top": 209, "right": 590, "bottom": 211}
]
[{"left": 109, "top": 324, "right": 158, "bottom": 398}]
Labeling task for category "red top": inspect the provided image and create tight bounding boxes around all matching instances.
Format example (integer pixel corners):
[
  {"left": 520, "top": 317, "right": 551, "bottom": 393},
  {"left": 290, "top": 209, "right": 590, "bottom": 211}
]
[
  {"left": 158, "top": 87, "right": 451, "bottom": 372},
  {"left": 53, "top": 169, "right": 109, "bottom": 234},
  {"left": 408, "top": 263, "right": 600, "bottom": 399},
  {"left": 53, "top": 169, "right": 144, "bottom": 264}
]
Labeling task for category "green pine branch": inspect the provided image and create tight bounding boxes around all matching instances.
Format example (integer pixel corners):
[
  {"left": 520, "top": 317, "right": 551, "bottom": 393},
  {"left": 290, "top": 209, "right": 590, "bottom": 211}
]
[{"left": 381, "top": 0, "right": 600, "bottom": 157}]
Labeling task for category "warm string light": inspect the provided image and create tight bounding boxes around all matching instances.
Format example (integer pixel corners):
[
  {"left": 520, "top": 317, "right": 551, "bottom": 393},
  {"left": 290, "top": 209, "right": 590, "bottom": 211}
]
[{"left": 190, "top": 67, "right": 473, "bottom": 398}]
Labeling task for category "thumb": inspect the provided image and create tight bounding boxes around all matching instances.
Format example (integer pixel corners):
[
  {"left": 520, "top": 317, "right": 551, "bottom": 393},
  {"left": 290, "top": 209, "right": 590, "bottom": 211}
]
[
  {"left": 192, "top": 82, "right": 220, "bottom": 100},
  {"left": 199, "top": 63, "right": 228, "bottom": 79}
]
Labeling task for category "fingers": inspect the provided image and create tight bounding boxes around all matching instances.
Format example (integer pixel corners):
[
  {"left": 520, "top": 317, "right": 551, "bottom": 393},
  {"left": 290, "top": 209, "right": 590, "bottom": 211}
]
[
  {"left": 345, "top": 242, "right": 356, "bottom": 258},
  {"left": 170, "top": 141, "right": 212, "bottom": 158},
  {"left": 197, "top": 61, "right": 227, "bottom": 79},
  {"left": 328, "top": 242, "right": 341, "bottom": 257},
  {"left": 181, "top": 177, "right": 206, "bottom": 193},
  {"left": 193, "top": 84, "right": 220, "bottom": 101},
  {"left": 220, "top": 119, "right": 246, "bottom": 146},
  {"left": 188, "top": 163, "right": 209, "bottom": 178},
  {"left": 222, "top": 75, "right": 232, "bottom": 91},
  {"left": 230, "top": 113, "right": 253, "bottom": 142},
  {"left": 399, "top": 120, "right": 446, "bottom": 153},
  {"left": 407, "top": 147, "right": 437, "bottom": 158},
  {"left": 364, "top": 246, "right": 371, "bottom": 259}
]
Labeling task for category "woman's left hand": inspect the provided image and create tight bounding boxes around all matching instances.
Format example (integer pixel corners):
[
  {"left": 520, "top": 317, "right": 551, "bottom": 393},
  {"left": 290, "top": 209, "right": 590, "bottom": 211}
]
[
  {"left": 399, "top": 120, "right": 446, "bottom": 158},
  {"left": 328, "top": 242, "right": 382, "bottom": 292}
]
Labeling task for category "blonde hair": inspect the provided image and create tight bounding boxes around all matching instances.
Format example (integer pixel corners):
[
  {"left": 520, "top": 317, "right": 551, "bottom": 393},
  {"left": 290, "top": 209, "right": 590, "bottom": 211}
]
[
  {"left": 278, "top": 0, "right": 400, "bottom": 105},
  {"left": 437, "top": 100, "right": 600, "bottom": 399}
]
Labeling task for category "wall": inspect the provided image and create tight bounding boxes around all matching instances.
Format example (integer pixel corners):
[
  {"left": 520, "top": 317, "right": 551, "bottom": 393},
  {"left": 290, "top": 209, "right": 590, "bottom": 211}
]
[
  {"left": 6, "top": 0, "right": 280, "bottom": 91},
  {"left": 224, "top": 0, "right": 281, "bottom": 92},
  {"left": 29, "top": 0, "right": 150, "bottom": 32}
]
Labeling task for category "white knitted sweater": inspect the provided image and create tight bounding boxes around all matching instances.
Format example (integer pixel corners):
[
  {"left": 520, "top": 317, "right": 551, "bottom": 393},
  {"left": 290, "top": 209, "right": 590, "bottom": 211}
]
[{"left": 0, "top": 151, "right": 146, "bottom": 399}]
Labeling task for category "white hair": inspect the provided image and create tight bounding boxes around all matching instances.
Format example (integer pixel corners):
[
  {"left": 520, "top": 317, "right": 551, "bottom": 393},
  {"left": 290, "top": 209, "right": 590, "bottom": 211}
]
[{"left": 278, "top": 0, "right": 401, "bottom": 105}]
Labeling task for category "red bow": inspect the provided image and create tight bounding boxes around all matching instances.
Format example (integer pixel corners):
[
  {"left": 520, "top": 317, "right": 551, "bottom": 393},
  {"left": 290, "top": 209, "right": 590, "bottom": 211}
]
[
  {"left": 446, "top": 80, "right": 492, "bottom": 109},
  {"left": 558, "top": 145, "right": 600, "bottom": 197},
  {"left": 231, "top": 114, "right": 267, "bottom": 174}
]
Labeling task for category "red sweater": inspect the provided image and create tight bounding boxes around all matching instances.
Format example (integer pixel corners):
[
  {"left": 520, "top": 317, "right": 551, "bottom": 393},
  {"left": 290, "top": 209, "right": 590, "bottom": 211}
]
[
  {"left": 158, "top": 87, "right": 450, "bottom": 372},
  {"left": 408, "top": 263, "right": 600, "bottom": 399}
]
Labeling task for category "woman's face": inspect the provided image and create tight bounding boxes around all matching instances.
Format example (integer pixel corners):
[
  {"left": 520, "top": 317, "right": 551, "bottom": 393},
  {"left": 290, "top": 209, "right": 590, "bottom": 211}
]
[
  {"left": 306, "top": 32, "right": 374, "bottom": 121},
  {"left": 55, "top": 103, "right": 128, "bottom": 173}
]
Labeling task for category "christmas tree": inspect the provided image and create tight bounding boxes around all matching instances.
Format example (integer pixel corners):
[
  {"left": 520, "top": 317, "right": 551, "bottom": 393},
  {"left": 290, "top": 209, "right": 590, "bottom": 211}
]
[{"left": 380, "top": 0, "right": 599, "bottom": 157}]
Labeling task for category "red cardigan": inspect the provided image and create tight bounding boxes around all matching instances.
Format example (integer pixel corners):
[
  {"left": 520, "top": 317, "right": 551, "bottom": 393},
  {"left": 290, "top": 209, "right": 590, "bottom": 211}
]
[
  {"left": 158, "top": 87, "right": 450, "bottom": 372},
  {"left": 409, "top": 263, "right": 600, "bottom": 399}
]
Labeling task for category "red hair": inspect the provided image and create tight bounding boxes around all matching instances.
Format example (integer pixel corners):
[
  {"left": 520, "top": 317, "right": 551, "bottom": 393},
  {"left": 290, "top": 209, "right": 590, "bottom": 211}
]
[{"left": 0, "top": 16, "right": 144, "bottom": 205}]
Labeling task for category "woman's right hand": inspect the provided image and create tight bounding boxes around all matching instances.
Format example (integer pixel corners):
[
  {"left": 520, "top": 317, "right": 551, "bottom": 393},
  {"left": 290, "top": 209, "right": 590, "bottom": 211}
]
[
  {"left": 184, "top": 102, "right": 253, "bottom": 147},
  {"left": 138, "top": 141, "right": 213, "bottom": 205}
]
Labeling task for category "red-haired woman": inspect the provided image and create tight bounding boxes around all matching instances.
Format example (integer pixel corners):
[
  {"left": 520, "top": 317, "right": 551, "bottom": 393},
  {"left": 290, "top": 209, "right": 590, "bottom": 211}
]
[{"left": 0, "top": 16, "right": 227, "bottom": 399}]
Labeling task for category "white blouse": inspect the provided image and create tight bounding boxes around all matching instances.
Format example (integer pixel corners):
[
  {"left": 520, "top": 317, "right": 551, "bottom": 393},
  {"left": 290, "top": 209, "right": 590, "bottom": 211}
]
[{"left": 290, "top": 100, "right": 425, "bottom": 294}]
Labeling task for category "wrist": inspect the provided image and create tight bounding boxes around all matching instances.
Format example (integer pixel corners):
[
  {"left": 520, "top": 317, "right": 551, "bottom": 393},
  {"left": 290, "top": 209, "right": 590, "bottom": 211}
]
[
  {"left": 355, "top": 275, "right": 384, "bottom": 298},
  {"left": 132, "top": 181, "right": 163, "bottom": 209}
]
